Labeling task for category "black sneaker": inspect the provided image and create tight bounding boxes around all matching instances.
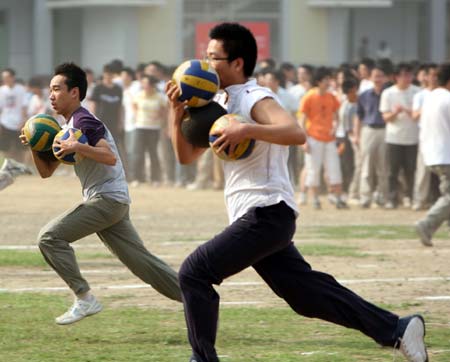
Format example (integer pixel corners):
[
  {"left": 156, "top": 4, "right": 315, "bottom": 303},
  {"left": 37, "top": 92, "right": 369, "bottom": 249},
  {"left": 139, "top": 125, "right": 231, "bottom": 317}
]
[{"left": 396, "top": 315, "right": 428, "bottom": 362}]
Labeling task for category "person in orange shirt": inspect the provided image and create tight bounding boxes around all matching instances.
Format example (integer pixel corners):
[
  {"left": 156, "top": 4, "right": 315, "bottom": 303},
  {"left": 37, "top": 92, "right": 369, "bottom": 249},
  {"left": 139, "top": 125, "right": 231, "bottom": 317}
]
[{"left": 298, "top": 67, "right": 348, "bottom": 209}]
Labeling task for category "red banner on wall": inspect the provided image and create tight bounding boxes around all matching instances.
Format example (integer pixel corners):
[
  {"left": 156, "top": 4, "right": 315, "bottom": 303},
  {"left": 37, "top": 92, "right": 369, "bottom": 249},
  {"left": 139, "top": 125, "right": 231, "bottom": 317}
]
[{"left": 195, "top": 22, "right": 271, "bottom": 61}]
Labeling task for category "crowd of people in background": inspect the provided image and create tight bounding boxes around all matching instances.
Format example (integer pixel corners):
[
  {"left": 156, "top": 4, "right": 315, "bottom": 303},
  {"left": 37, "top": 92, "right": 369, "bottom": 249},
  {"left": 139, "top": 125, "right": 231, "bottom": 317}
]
[{"left": 1, "top": 56, "right": 449, "bottom": 220}]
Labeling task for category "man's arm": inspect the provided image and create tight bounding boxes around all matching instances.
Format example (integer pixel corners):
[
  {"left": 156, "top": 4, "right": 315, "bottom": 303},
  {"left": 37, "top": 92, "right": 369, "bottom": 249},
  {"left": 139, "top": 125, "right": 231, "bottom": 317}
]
[
  {"left": 53, "top": 130, "right": 117, "bottom": 166},
  {"left": 213, "top": 98, "right": 306, "bottom": 156},
  {"left": 20, "top": 132, "right": 60, "bottom": 178},
  {"left": 165, "top": 81, "right": 206, "bottom": 164}
]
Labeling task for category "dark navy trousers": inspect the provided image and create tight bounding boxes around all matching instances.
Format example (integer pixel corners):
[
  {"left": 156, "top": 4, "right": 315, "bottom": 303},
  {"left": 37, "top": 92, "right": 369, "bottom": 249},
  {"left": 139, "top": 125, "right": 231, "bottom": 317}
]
[{"left": 179, "top": 202, "right": 400, "bottom": 362}]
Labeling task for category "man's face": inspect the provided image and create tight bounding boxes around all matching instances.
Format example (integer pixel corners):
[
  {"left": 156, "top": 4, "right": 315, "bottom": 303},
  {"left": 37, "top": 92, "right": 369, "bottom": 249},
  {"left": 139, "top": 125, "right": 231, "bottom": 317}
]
[
  {"left": 395, "top": 70, "right": 413, "bottom": 88},
  {"left": 297, "top": 67, "right": 310, "bottom": 83},
  {"left": 318, "top": 76, "right": 330, "bottom": 91},
  {"left": 358, "top": 64, "right": 369, "bottom": 79},
  {"left": 371, "top": 68, "right": 387, "bottom": 88},
  {"left": 102, "top": 71, "right": 114, "bottom": 84},
  {"left": 49, "top": 75, "right": 76, "bottom": 115},
  {"left": 427, "top": 68, "right": 439, "bottom": 89},
  {"left": 206, "top": 39, "right": 233, "bottom": 89},
  {"left": 264, "top": 73, "right": 279, "bottom": 92},
  {"left": 121, "top": 71, "right": 132, "bottom": 86},
  {"left": 2, "top": 71, "right": 15, "bottom": 87}
]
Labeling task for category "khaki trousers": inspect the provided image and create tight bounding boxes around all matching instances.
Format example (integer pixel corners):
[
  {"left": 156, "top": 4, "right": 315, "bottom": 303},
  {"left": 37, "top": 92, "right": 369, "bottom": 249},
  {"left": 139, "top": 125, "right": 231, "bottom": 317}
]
[{"left": 38, "top": 195, "right": 181, "bottom": 302}]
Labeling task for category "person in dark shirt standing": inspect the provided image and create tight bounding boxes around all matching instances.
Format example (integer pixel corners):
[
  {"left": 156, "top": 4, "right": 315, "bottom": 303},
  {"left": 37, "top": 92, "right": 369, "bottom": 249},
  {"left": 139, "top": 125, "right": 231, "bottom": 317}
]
[
  {"left": 354, "top": 65, "right": 388, "bottom": 208},
  {"left": 91, "top": 63, "right": 128, "bottom": 176}
]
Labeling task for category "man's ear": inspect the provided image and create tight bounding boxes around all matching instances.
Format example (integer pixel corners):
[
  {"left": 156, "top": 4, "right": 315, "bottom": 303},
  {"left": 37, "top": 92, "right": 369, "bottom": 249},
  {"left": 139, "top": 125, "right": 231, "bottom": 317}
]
[
  {"left": 233, "top": 58, "right": 244, "bottom": 73},
  {"left": 70, "top": 87, "right": 80, "bottom": 100}
]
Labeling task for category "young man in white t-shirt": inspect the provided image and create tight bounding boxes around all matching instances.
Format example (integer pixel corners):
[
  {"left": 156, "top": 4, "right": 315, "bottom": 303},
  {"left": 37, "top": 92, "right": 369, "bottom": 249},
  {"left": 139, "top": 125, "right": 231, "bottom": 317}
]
[
  {"left": 380, "top": 63, "right": 421, "bottom": 209},
  {"left": 0, "top": 68, "right": 28, "bottom": 161},
  {"left": 166, "top": 22, "right": 427, "bottom": 362},
  {"left": 415, "top": 63, "right": 450, "bottom": 246},
  {"left": 412, "top": 64, "right": 439, "bottom": 211}
]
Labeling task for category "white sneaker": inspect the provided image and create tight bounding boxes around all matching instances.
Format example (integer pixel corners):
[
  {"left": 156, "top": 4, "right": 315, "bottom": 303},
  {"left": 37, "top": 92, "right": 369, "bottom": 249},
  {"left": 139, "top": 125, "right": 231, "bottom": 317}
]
[
  {"left": 1, "top": 158, "right": 32, "bottom": 177},
  {"left": 0, "top": 172, "right": 14, "bottom": 190},
  {"left": 415, "top": 221, "right": 433, "bottom": 247},
  {"left": 55, "top": 296, "right": 103, "bottom": 325},
  {"left": 399, "top": 315, "right": 428, "bottom": 362}
]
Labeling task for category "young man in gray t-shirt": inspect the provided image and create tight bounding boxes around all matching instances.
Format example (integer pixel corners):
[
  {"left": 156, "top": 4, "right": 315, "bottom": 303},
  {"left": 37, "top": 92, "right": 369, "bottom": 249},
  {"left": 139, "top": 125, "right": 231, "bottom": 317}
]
[{"left": 20, "top": 63, "right": 181, "bottom": 325}]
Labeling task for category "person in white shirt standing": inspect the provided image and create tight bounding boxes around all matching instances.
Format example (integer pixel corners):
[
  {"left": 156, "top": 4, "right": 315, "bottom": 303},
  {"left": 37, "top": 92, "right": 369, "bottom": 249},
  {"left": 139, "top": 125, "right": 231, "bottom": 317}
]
[
  {"left": 380, "top": 63, "right": 421, "bottom": 209},
  {"left": 0, "top": 68, "right": 27, "bottom": 161},
  {"left": 415, "top": 63, "right": 450, "bottom": 246},
  {"left": 412, "top": 64, "right": 439, "bottom": 211}
]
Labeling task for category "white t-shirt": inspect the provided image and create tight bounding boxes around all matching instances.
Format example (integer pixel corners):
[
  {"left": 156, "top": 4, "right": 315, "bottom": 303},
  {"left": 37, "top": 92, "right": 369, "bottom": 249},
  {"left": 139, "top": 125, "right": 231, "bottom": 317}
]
[
  {"left": 288, "top": 84, "right": 306, "bottom": 118},
  {"left": 412, "top": 88, "right": 430, "bottom": 113},
  {"left": 123, "top": 81, "right": 141, "bottom": 132},
  {"left": 274, "top": 86, "right": 297, "bottom": 114},
  {"left": 379, "top": 84, "right": 420, "bottom": 145},
  {"left": 216, "top": 79, "right": 299, "bottom": 224},
  {"left": 0, "top": 84, "right": 27, "bottom": 130},
  {"left": 358, "top": 79, "right": 374, "bottom": 95},
  {"left": 419, "top": 88, "right": 450, "bottom": 166}
]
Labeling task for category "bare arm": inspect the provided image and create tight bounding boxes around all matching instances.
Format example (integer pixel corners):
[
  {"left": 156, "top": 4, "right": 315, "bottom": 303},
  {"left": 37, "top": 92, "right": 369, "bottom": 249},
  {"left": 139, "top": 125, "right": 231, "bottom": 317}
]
[
  {"left": 212, "top": 97, "right": 306, "bottom": 156},
  {"left": 53, "top": 131, "right": 117, "bottom": 166},
  {"left": 382, "top": 104, "right": 403, "bottom": 123},
  {"left": 19, "top": 132, "right": 60, "bottom": 178},
  {"left": 165, "top": 81, "right": 206, "bottom": 164}
]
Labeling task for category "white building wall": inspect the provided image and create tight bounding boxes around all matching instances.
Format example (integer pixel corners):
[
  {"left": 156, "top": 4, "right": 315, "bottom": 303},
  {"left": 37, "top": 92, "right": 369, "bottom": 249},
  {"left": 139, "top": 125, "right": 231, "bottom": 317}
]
[
  {"left": 351, "top": 1, "right": 420, "bottom": 62},
  {"left": 81, "top": 7, "right": 139, "bottom": 73},
  {"left": 0, "top": 0, "right": 33, "bottom": 80}
]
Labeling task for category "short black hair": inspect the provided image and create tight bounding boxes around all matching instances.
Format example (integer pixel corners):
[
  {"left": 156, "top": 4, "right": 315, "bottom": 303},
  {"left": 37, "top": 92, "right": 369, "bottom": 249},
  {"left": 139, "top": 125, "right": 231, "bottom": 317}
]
[
  {"left": 376, "top": 58, "right": 394, "bottom": 75},
  {"left": 209, "top": 22, "right": 257, "bottom": 77},
  {"left": 342, "top": 78, "right": 358, "bottom": 94},
  {"left": 103, "top": 63, "right": 115, "bottom": 74},
  {"left": 437, "top": 63, "right": 450, "bottom": 87},
  {"left": 54, "top": 62, "right": 87, "bottom": 101},
  {"left": 141, "top": 74, "right": 159, "bottom": 87},
  {"left": 394, "top": 62, "right": 414, "bottom": 76},
  {"left": 122, "top": 66, "right": 135, "bottom": 80},
  {"left": 312, "top": 66, "right": 332, "bottom": 86},
  {"left": 261, "top": 68, "right": 284, "bottom": 83},
  {"left": 299, "top": 64, "right": 315, "bottom": 76},
  {"left": 359, "top": 58, "right": 376, "bottom": 70},
  {"left": 280, "top": 62, "right": 295, "bottom": 72}
]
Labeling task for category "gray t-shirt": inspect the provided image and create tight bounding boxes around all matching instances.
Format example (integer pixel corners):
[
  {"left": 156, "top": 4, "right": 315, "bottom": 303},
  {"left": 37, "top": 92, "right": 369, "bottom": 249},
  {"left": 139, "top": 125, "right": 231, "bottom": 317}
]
[{"left": 67, "top": 107, "right": 130, "bottom": 204}]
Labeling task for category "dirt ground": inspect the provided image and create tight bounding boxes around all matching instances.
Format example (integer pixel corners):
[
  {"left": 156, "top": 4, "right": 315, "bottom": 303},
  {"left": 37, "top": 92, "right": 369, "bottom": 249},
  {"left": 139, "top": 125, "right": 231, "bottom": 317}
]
[{"left": 1, "top": 175, "right": 449, "bottom": 320}]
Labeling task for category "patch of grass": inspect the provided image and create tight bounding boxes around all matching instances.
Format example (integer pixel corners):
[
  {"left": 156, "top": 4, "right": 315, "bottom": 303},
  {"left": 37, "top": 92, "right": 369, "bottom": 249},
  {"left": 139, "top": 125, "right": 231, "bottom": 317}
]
[
  {"left": 298, "top": 243, "right": 368, "bottom": 258},
  {"left": 0, "top": 293, "right": 449, "bottom": 362},
  {"left": 300, "top": 224, "right": 449, "bottom": 240},
  {"left": 0, "top": 250, "right": 114, "bottom": 267}
]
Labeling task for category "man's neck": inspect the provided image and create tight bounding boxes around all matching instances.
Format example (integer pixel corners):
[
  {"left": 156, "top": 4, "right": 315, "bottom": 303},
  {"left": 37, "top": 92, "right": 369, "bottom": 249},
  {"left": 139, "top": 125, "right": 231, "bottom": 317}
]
[{"left": 61, "top": 104, "right": 81, "bottom": 121}]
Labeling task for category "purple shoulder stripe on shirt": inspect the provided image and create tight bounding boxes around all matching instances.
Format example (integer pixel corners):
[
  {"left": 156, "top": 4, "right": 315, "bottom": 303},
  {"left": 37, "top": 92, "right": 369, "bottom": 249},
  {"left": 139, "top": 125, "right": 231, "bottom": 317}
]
[{"left": 71, "top": 107, "right": 106, "bottom": 146}]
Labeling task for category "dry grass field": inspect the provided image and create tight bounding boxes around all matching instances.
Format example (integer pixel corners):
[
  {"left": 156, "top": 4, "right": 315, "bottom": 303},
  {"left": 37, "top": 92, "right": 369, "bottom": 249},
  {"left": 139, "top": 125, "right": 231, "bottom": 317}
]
[{"left": 1, "top": 174, "right": 449, "bottom": 361}]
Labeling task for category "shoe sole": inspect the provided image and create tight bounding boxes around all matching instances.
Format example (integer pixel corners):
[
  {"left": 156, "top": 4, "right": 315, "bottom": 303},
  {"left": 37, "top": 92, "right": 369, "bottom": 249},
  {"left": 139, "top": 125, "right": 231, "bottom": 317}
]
[
  {"left": 55, "top": 303, "right": 103, "bottom": 325},
  {"left": 415, "top": 223, "right": 433, "bottom": 247},
  {"left": 401, "top": 315, "right": 428, "bottom": 362}
]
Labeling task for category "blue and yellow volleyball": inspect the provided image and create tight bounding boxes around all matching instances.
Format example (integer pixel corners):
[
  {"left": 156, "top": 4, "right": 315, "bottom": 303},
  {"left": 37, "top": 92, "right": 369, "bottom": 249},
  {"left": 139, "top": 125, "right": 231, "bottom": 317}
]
[
  {"left": 209, "top": 114, "right": 255, "bottom": 161},
  {"left": 172, "top": 59, "right": 220, "bottom": 107},
  {"left": 52, "top": 128, "right": 88, "bottom": 165},
  {"left": 23, "top": 114, "right": 61, "bottom": 152}
]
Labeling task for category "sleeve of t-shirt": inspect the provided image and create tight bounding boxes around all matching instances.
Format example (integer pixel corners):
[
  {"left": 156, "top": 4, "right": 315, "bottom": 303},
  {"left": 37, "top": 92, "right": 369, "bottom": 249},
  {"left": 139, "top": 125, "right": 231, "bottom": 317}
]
[
  {"left": 299, "top": 93, "right": 310, "bottom": 115},
  {"left": 73, "top": 116, "right": 106, "bottom": 147},
  {"left": 412, "top": 92, "right": 423, "bottom": 112},
  {"left": 90, "top": 85, "right": 100, "bottom": 103},
  {"left": 333, "top": 94, "right": 340, "bottom": 112},
  {"left": 240, "top": 87, "right": 275, "bottom": 121},
  {"left": 379, "top": 89, "right": 390, "bottom": 113},
  {"left": 357, "top": 94, "right": 365, "bottom": 120}
]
